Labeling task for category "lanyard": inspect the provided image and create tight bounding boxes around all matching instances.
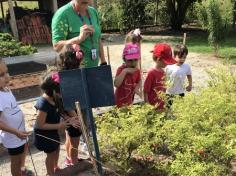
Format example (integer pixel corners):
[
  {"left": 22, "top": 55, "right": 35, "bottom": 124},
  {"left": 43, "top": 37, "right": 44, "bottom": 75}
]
[{"left": 72, "top": 2, "right": 94, "bottom": 48}]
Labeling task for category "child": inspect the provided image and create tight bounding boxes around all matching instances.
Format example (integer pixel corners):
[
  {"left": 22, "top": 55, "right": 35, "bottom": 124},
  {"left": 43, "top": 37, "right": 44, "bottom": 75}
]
[
  {"left": 166, "top": 44, "right": 192, "bottom": 106},
  {"left": 114, "top": 43, "right": 142, "bottom": 108},
  {"left": 125, "top": 28, "right": 142, "bottom": 70},
  {"left": 57, "top": 44, "right": 83, "bottom": 166},
  {"left": 57, "top": 44, "right": 83, "bottom": 70},
  {"left": 0, "top": 59, "right": 31, "bottom": 176},
  {"left": 33, "top": 73, "right": 72, "bottom": 175},
  {"left": 125, "top": 28, "right": 142, "bottom": 46},
  {"left": 143, "top": 43, "right": 176, "bottom": 111}
]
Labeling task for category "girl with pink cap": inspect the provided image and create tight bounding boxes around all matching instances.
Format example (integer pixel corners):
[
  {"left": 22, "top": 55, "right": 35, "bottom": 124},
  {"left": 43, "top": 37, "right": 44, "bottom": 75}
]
[{"left": 114, "top": 43, "right": 142, "bottom": 108}]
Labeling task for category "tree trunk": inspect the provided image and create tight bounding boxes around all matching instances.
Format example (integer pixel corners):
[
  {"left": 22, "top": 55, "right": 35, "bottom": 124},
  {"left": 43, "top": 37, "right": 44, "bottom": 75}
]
[
  {"left": 166, "top": 0, "right": 195, "bottom": 31},
  {"left": 233, "top": 0, "right": 236, "bottom": 29},
  {"left": 155, "top": 0, "right": 159, "bottom": 25}
]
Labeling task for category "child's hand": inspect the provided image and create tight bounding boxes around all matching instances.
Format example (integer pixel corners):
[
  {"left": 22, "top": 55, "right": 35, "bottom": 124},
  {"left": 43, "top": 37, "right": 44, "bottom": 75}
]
[
  {"left": 134, "top": 86, "right": 143, "bottom": 99},
  {"left": 59, "top": 119, "right": 71, "bottom": 129},
  {"left": 16, "top": 131, "right": 30, "bottom": 139},
  {"left": 125, "top": 68, "right": 138, "bottom": 74},
  {"left": 69, "top": 117, "right": 80, "bottom": 129},
  {"left": 186, "top": 85, "right": 192, "bottom": 92}
]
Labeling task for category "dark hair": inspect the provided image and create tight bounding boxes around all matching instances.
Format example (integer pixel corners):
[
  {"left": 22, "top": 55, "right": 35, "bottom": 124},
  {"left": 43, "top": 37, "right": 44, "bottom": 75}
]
[
  {"left": 41, "top": 73, "right": 60, "bottom": 97},
  {"left": 153, "top": 55, "right": 158, "bottom": 61},
  {"left": 125, "top": 30, "right": 142, "bottom": 44},
  {"left": 57, "top": 44, "right": 83, "bottom": 70},
  {"left": 174, "top": 44, "right": 188, "bottom": 58},
  {"left": 40, "top": 73, "right": 64, "bottom": 113}
]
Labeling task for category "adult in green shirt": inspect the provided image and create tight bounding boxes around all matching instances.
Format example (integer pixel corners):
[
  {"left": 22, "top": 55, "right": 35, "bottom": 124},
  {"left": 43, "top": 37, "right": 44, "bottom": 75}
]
[
  {"left": 51, "top": 0, "right": 106, "bottom": 166},
  {"left": 52, "top": 0, "right": 106, "bottom": 68}
]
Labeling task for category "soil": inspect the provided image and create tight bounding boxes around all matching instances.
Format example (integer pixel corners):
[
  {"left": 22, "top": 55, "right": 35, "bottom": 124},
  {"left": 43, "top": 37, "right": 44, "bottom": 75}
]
[{"left": 0, "top": 33, "right": 233, "bottom": 176}]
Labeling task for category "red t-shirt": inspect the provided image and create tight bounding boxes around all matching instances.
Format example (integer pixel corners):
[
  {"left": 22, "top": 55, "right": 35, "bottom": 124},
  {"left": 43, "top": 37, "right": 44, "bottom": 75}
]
[
  {"left": 143, "top": 68, "right": 166, "bottom": 110},
  {"left": 115, "top": 64, "right": 141, "bottom": 108}
]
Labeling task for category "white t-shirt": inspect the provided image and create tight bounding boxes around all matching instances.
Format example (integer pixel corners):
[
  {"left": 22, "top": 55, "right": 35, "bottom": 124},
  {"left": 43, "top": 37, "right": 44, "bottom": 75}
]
[
  {"left": 0, "top": 90, "right": 26, "bottom": 148},
  {"left": 166, "top": 63, "right": 192, "bottom": 95}
]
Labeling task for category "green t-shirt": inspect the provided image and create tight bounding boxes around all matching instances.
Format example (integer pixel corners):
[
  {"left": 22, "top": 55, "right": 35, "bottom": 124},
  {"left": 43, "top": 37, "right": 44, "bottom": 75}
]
[{"left": 52, "top": 2, "right": 101, "bottom": 68}]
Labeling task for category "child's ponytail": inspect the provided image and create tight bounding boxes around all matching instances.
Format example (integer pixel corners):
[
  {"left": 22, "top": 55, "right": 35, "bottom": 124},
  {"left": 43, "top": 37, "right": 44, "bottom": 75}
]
[
  {"left": 125, "top": 28, "right": 142, "bottom": 44},
  {"left": 41, "top": 73, "right": 64, "bottom": 113},
  {"left": 57, "top": 44, "right": 84, "bottom": 71}
]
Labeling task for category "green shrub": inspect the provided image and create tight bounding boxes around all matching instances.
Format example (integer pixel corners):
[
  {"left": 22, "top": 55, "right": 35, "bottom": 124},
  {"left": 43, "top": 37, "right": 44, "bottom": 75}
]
[
  {"left": 97, "top": 66, "right": 236, "bottom": 175},
  {"left": 0, "top": 33, "right": 37, "bottom": 57},
  {"left": 197, "top": 0, "right": 233, "bottom": 56},
  {"left": 98, "top": 0, "right": 122, "bottom": 31},
  {"left": 119, "top": 0, "right": 147, "bottom": 31}
]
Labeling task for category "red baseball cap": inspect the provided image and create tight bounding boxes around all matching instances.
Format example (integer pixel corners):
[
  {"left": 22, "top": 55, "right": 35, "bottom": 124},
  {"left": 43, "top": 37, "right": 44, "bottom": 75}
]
[{"left": 151, "top": 43, "right": 176, "bottom": 65}]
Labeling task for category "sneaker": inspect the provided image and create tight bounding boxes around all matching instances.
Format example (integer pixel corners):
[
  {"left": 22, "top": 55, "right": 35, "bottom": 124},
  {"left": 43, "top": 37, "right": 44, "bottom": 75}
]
[
  {"left": 80, "top": 141, "right": 89, "bottom": 156},
  {"left": 82, "top": 142, "right": 89, "bottom": 153},
  {"left": 64, "top": 157, "right": 72, "bottom": 166},
  {"left": 54, "top": 166, "right": 62, "bottom": 173},
  {"left": 65, "top": 157, "right": 84, "bottom": 166},
  {"left": 21, "top": 168, "right": 34, "bottom": 176}
]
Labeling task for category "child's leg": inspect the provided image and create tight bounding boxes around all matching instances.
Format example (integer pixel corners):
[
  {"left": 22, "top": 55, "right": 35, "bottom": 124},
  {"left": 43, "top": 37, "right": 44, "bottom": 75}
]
[
  {"left": 65, "top": 132, "right": 71, "bottom": 159},
  {"left": 20, "top": 143, "right": 27, "bottom": 169},
  {"left": 10, "top": 154, "right": 22, "bottom": 176},
  {"left": 54, "top": 147, "right": 60, "bottom": 168},
  {"left": 8, "top": 144, "right": 26, "bottom": 176},
  {"left": 46, "top": 151, "right": 57, "bottom": 175},
  {"left": 70, "top": 136, "right": 80, "bottom": 164}
]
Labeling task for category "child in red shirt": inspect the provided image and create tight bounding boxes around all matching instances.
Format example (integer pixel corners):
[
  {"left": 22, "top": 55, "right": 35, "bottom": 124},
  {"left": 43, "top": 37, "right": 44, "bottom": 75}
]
[
  {"left": 114, "top": 43, "right": 141, "bottom": 108},
  {"left": 144, "top": 43, "right": 176, "bottom": 111}
]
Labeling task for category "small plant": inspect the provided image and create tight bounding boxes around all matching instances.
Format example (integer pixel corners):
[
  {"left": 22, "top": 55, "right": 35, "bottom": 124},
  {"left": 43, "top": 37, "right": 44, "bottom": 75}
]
[{"left": 0, "top": 33, "right": 37, "bottom": 57}]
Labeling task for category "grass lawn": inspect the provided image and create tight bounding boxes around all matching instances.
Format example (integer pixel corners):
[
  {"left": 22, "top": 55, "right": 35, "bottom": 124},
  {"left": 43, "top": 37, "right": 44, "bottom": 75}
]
[
  {"left": 143, "top": 32, "right": 236, "bottom": 64},
  {"left": 0, "top": 1, "right": 38, "bottom": 19}
]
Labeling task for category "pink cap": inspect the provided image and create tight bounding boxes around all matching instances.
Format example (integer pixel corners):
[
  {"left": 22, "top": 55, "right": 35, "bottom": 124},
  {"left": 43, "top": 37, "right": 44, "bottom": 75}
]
[{"left": 123, "top": 43, "right": 140, "bottom": 60}]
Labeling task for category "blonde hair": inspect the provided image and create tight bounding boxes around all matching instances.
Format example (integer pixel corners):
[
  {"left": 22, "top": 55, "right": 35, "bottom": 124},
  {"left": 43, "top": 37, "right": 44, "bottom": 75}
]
[{"left": 125, "top": 29, "right": 142, "bottom": 44}]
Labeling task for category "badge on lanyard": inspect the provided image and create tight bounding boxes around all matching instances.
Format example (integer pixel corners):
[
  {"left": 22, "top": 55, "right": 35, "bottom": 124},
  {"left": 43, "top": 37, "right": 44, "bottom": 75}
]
[
  {"left": 72, "top": 2, "right": 97, "bottom": 61},
  {"left": 91, "top": 48, "right": 97, "bottom": 60}
]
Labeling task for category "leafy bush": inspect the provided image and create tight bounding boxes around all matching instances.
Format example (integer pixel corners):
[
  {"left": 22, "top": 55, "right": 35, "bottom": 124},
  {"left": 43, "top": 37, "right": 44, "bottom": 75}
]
[
  {"left": 98, "top": 0, "right": 121, "bottom": 31},
  {"left": 197, "top": 0, "right": 233, "bottom": 55},
  {"left": 119, "top": 0, "right": 148, "bottom": 31},
  {"left": 97, "top": 66, "right": 236, "bottom": 175},
  {"left": 0, "top": 33, "right": 37, "bottom": 57}
]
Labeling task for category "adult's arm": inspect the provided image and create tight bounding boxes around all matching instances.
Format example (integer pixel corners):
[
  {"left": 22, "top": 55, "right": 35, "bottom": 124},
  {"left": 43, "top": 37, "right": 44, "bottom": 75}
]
[
  {"left": 99, "top": 39, "right": 106, "bottom": 64},
  {"left": 53, "top": 25, "right": 94, "bottom": 52}
]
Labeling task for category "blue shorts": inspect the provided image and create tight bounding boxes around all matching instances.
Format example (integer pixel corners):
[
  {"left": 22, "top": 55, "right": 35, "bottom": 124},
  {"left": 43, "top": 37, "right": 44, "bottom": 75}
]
[
  {"left": 66, "top": 125, "right": 82, "bottom": 138},
  {"left": 33, "top": 129, "right": 60, "bottom": 153}
]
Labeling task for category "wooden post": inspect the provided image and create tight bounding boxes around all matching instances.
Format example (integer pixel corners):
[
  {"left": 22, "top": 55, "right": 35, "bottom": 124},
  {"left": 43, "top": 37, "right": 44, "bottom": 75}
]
[
  {"left": 8, "top": 0, "right": 19, "bottom": 40},
  {"left": 155, "top": 0, "right": 159, "bottom": 25},
  {"left": 183, "top": 33, "right": 186, "bottom": 45},
  {"left": 75, "top": 102, "right": 99, "bottom": 176},
  {"left": 106, "top": 46, "right": 110, "bottom": 65},
  {"left": 1, "top": 2, "right": 4, "bottom": 20},
  {"left": 52, "top": 0, "right": 58, "bottom": 13}
]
